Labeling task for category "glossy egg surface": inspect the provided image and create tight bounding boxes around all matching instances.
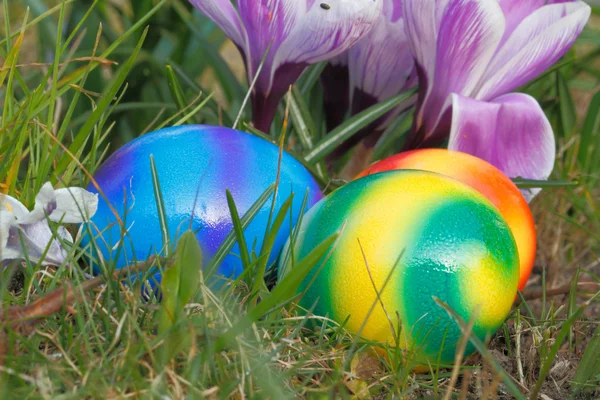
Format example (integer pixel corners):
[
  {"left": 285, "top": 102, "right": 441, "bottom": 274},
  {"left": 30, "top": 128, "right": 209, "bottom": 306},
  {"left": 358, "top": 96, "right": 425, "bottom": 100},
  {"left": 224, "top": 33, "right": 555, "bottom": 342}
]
[
  {"left": 280, "top": 170, "right": 519, "bottom": 365},
  {"left": 82, "top": 125, "right": 322, "bottom": 280},
  {"left": 357, "top": 149, "right": 536, "bottom": 291}
]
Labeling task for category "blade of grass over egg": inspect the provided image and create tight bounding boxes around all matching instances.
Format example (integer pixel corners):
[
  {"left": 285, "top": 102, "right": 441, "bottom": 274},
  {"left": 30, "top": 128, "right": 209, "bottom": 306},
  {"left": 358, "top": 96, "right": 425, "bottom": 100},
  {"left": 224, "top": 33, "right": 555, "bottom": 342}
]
[
  {"left": 156, "top": 232, "right": 202, "bottom": 366},
  {"left": 216, "top": 232, "right": 339, "bottom": 349},
  {"left": 158, "top": 231, "right": 203, "bottom": 333},
  {"left": 434, "top": 297, "right": 526, "bottom": 400},
  {"left": 225, "top": 190, "right": 252, "bottom": 272},
  {"left": 342, "top": 250, "right": 404, "bottom": 374},
  {"left": 150, "top": 155, "right": 170, "bottom": 258},
  {"left": 251, "top": 193, "right": 294, "bottom": 299},
  {"left": 53, "top": 27, "right": 149, "bottom": 180},
  {"left": 204, "top": 184, "right": 275, "bottom": 280},
  {"left": 305, "top": 88, "right": 417, "bottom": 163},
  {"left": 278, "top": 190, "right": 311, "bottom": 279}
]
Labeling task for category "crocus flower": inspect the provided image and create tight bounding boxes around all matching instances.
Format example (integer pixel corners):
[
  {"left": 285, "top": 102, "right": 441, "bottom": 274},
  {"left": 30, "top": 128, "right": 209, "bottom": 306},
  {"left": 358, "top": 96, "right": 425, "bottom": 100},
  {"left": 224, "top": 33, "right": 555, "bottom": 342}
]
[
  {"left": 346, "top": 0, "right": 416, "bottom": 146},
  {"left": 402, "top": 0, "right": 591, "bottom": 199},
  {"left": 0, "top": 183, "right": 98, "bottom": 267},
  {"left": 321, "top": 0, "right": 416, "bottom": 174},
  {"left": 189, "top": 0, "right": 383, "bottom": 132}
]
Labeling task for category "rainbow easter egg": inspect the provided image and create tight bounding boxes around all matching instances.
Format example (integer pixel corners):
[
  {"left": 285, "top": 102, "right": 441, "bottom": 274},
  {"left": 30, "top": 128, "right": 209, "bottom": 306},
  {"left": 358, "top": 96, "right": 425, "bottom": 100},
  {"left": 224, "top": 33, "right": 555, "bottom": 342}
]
[
  {"left": 280, "top": 171, "right": 519, "bottom": 365},
  {"left": 357, "top": 149, "right": 536, "bottom": 291},
  {"left": 82, "top": 125, "right": 322, "bottom": 280}
]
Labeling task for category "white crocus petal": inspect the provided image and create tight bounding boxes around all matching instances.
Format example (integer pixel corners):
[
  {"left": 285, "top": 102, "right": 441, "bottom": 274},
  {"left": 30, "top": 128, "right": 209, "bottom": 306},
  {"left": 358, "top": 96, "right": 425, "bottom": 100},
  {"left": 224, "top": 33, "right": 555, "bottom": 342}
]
[
  {"left": 0, "top": 209, "right": 18, "bottom": 260},
  {"left": 18, "top": 182, "right": 57, "bottom": 224},
  {"left": 17, "top": 222, "right": 68, "bottom": 265},
  {"left": 51, "top": 187, "right": 99, "bottom": 223},
  {"left": 0, "top": 183, "right": 97, "bottom": 266},
  {"left": 1, "top": 194, "right": 29, "bottom": 218}
]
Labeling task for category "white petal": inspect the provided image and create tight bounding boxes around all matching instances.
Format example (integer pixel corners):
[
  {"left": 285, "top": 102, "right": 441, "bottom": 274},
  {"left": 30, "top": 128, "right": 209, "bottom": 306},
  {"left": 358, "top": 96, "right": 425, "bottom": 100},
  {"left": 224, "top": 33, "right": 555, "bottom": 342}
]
[
  {"left": 51, "top": 187, "right": 99, "bottom": 223},
  {"left": 0, "top": 194, "right": 29, "bottom": 218},
  {"left": 17, "top": 182, "right": 57, "bottom": 225}
]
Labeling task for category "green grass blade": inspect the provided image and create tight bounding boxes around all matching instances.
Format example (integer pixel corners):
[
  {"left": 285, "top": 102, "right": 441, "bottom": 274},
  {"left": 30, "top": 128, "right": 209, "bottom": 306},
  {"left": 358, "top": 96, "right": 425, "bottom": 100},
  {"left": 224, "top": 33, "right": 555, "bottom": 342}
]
[
  {"left": 434, "top": 298, "right": 527, "bottom": 400},
  {"left": 289, "top": 86, "right": 316, "bottom": 150},
  {"left": 531, "top": 290, "right": 600, "bottom": 399},
  {"left": 204, "top": 184, "right": 275, "bottom": 279},
  {"left": 571, "top": 324, "right": 600, "bottom": 397},
  {"left": 298, "top": 62, "right": 326, "bottom": 96},
  {"left": 305, "top": 88, "right": 417, "bottom": 163},
  {"left": 53, "top": 27, "right": 149, "bottom": 179},
  {"left": 557, "top": 71, "right": 577, "bottom": 138},
  {"left": 218, "top": 232, "right": 339, "bottom": 348},
  {"left": 166, "top": 65, "right": 191, "bottom": 113},
  {"left": 579, "top": 89, "right": 600, "bottom": 172},
  {"left": 150, "top": 154, "right": 170, "bottom": 258},
  {"left": 225, "top": 190, "right": 252, "bottom": 271}
]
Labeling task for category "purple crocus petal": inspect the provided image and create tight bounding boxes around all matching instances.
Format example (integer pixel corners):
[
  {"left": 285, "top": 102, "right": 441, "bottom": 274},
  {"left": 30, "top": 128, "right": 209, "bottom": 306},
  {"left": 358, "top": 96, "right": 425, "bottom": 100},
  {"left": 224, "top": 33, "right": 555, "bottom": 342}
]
[
  {"left": 348, "top": 13, "right": 415, "bottom": 130},
  {"left": 273, "top": 0, "right": 382, "bottom": 69},
  {"left": 237, "top": 0, "right": 305, "bottom": 92},
  {"left": 477, "top": 1, "right": 591, "bottom": 100},
  {"left": 348, "top": 7, "right": 413, "bottom": 104},
  {"left": 189, "top": 0, "right": 248, "bottom": 50},
  {"left": 403, "top": 0, "right": 505, "bottom": 144},
  {"left": 322, "top": 54, "right": 350, "bottom": 131},
  {"left": 382, "top": 0, "right": 402, "bottom": 21},
  {"left": 497, "top": 0, "right": 544, "bottom": 46},
  {"left": 401, "top": 0, "right": 439, "bottom": 109},
  {"left": 448, "top": 93, "right": 555, "bottom": 201}
]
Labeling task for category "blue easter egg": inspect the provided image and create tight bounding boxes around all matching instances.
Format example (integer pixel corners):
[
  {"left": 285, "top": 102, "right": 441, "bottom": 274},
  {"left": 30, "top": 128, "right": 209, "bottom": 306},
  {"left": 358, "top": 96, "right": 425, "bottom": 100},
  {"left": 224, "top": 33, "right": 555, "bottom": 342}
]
[{"left": 81, "top": 125, "right": 322, "bottom": 281}]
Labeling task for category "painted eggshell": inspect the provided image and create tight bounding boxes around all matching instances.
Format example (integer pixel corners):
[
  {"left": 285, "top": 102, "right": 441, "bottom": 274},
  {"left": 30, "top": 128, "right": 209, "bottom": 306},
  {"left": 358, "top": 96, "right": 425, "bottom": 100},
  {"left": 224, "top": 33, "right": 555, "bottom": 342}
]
[
  {"left": 357, "top": 149, "right": 536, "bottom": 291},
  {"left": 82, "top": 125, "right": 322, "bottom": 280},
  {"left": 280, "top": 171, "right": 519, "bottom": 365}
]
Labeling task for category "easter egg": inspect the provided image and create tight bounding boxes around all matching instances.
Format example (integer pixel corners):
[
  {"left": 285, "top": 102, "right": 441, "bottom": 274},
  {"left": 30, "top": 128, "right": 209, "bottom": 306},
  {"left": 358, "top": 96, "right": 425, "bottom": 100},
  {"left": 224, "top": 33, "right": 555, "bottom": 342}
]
[
  {"left": 357, "top": 149, "right": 536, "bottom": 291},
  {"left": 82, "top": 125, "right": 322, "bottom": 281},
  {"left": 279, "top": 171, "right": 519, "bottom": 365}
]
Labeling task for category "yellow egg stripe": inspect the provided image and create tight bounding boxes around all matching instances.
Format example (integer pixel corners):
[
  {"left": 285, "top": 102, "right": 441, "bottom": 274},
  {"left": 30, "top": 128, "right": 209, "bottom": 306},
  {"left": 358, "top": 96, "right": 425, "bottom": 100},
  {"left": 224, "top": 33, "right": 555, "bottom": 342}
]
[
  {"left": 329, "top": 173, "right": 458, "bottom": 345},
  {"left": 460, "top": 245, "right": 518, "bottom": 328}
]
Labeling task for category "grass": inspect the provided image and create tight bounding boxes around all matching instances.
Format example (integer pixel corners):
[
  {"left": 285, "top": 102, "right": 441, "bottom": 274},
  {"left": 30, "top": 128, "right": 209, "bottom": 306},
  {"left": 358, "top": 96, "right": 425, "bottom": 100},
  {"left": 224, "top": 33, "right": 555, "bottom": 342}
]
[{"left": 1, "top": 1, "right": 600, "bottom": 398}]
